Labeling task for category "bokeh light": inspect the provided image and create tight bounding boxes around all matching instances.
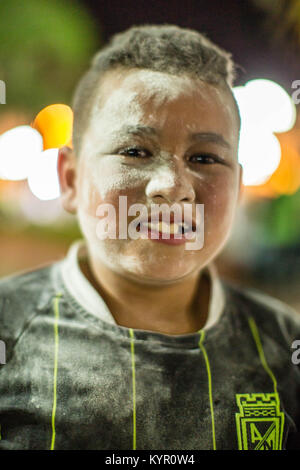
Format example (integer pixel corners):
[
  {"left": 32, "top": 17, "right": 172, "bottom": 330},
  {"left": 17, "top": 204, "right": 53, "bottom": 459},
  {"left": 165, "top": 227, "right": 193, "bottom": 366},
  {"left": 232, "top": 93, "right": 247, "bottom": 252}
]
[
  {"left": 245, "top": 79, "right": 296, "bottom": 133},
  {"left": 238, "top": 125, "right": 281, "bottom": 186},
  {"left": 32, "top": 104, "right": 73, "bottom": 150},
  {"left": 0, "top": 125, "right": 43, "bottom": 181},
  {"left": 27, "top": 148, "right": 60, "bottom": 201},
  {"left": 233, "top": 79, "right": 297, "bottom": 187}
]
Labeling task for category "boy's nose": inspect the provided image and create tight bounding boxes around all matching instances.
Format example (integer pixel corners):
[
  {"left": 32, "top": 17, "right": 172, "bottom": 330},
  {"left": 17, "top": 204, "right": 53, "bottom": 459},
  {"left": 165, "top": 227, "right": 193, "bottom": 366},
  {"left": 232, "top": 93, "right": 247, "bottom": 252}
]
[{"left": 145, "top": 165, "right": 195, "bottom": 204}]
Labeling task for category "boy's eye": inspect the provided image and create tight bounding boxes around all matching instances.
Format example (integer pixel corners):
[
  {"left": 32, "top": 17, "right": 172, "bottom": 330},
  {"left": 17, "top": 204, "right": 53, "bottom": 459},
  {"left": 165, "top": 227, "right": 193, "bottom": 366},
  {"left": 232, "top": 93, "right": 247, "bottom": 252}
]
[
  {"left": 189, "top": 153, "right": 220, "bottom": 164},
  {"left": 118, "top": 147, "right": 151, "bottom": 159}
]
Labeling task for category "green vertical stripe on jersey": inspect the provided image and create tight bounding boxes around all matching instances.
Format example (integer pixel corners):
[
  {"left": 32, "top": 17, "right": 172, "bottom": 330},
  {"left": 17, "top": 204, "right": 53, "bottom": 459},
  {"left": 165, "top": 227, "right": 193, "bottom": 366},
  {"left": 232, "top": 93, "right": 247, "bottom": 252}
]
[
  {"left": 248, "top": 316, "right": 278, "bottom": 393},
  {"left": 129, "top": 328, "right": 137, "bottom": 450},
  {"left": 199, "top": 330, "right": 216, "bottom": 450},
  {"left": 50, "top": 293, "right": 62, "bottom": 450}
]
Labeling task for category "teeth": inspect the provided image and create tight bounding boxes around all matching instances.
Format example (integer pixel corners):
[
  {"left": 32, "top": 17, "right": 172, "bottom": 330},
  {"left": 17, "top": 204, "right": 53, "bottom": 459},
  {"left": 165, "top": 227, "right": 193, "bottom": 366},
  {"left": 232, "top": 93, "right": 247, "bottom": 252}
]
[
  {"left": 147, "top": 221, "right": 175, "bottom": 234},
  {"left": 159, "top": 221, "right": 179, "bottom": 234},
  {"left": 147, "top": 222, "right": 159, "bottom": 231},
  {"left": 141, "top": 221, "right": 193, "bottom": 234},
  {"left": 169, "top": 223, "right": 179, "bottom": 235}
]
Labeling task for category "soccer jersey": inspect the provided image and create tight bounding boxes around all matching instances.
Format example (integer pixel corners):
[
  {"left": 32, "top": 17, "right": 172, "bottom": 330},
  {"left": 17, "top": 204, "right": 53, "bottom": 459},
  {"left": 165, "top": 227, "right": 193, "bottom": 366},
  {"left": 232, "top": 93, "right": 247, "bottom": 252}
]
[{"left": 0, "top": 241, "right": 299, "bottom": 450}]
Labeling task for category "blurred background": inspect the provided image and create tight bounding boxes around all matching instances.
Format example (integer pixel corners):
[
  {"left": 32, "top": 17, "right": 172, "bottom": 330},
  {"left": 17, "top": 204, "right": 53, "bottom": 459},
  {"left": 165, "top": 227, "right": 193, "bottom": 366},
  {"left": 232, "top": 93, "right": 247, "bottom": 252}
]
[{"left": 0, "top": 0, "right": 299, "bottom": 312}]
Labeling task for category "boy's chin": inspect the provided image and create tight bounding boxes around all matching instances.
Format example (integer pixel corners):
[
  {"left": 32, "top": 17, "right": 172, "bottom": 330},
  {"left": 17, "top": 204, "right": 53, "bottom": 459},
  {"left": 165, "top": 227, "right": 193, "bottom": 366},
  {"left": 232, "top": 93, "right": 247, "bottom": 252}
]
[
  {"left": 115, "top": 262, "right": 199, "bottom": 285},
  {"left": 86, "top": 238, "right": 205, "bottom": 284}
]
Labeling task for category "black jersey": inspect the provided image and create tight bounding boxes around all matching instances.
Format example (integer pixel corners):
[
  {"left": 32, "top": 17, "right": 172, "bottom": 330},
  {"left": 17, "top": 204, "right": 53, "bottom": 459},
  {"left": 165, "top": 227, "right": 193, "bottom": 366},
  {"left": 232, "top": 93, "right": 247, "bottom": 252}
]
[{"left": 0, "top": 261, "right": 299, "bottom": 450}]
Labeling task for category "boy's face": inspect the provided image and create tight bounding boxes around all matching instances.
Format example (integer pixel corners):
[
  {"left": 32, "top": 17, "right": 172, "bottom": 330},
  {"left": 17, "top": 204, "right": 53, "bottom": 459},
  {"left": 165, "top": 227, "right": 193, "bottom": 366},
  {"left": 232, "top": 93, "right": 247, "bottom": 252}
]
[{"left": 61, "top": 68, "right": 242, "bottom": 284}]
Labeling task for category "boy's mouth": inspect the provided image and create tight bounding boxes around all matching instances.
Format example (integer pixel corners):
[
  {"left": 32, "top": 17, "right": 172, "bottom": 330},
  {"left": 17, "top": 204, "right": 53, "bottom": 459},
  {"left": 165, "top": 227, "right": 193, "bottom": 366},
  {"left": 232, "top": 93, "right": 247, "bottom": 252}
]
[{"left": 136, "top": 213, "right": 197, "bottom": 246}]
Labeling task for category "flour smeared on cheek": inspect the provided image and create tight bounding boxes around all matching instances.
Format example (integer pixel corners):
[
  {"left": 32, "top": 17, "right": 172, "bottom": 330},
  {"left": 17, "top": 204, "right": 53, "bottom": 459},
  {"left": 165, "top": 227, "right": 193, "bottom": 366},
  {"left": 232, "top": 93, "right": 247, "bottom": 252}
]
[
  {"left": 93, "top": 156, "right": 149, "bottom": 200},
  {"left": 95, "top": 153, "right": 177, "bottom": 201},
  {"left": 80, "top": 88, "right": 146, "bottom": 199}
]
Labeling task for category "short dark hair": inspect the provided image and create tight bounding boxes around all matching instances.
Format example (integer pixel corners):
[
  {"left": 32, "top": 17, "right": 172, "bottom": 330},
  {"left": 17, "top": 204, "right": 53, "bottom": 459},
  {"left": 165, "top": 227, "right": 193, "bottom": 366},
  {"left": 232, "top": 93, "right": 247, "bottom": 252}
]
[{"left": 72, "top": 23, "right": 241, "bottom": 155}]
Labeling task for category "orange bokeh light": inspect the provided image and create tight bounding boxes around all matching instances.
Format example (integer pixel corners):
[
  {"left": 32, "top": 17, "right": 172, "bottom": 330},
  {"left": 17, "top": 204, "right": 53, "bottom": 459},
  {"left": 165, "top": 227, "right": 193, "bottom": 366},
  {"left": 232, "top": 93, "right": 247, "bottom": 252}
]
[
  {"left": 32, "top": 104, "right": 73, "bottom": 150},
  {"left": 245, "top": 146, "right": 300, "bottom": 199}
]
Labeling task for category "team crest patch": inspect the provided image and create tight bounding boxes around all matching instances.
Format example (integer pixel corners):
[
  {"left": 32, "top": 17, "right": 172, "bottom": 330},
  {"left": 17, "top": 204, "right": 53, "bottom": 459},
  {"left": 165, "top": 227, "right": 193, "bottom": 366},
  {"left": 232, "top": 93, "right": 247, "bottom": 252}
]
[{"left": 235, "top": 393, "right": 284, "bottom": 450}]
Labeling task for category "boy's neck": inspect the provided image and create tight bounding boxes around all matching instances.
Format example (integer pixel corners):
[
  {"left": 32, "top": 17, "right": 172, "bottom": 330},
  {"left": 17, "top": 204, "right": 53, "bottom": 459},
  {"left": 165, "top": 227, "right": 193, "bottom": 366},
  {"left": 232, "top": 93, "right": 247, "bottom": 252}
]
[{"left": 79, "top": 257, "right": 210, "bottom": 335}]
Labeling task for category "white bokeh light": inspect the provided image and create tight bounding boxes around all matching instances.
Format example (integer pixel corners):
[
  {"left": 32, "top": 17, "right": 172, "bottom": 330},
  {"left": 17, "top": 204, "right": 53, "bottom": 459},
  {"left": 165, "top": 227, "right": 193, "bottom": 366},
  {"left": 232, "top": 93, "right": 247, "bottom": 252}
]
[
  {"left": 245, "top": 79, "right": 296, "bottom": 133},
  {"left": 27, "top": 148, "right": 61, "bottom": 200},
  {"left": 0, "top": 126, "right": 43, "bottom": 180},
  {"left": 238, "top": 125, "right": 281, "bottom": 186},
  {"left": 233, "top": 79, "right": 296, "bottom": 186}
]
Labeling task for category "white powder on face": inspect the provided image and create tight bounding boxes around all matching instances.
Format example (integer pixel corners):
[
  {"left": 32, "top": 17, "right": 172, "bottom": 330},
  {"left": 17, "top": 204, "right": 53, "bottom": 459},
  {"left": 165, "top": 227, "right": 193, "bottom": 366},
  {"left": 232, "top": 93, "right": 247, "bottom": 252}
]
[
  {"left": 83, "top": 89, "right": 144, "bottom": 157},
  {"left": 145, "top": 168, "right": 175, "bottom": 195},
  {"left": 80, "top": 68, "right": 213, "bottom": 200},
  {"left": 81, "top": 69, "right": 203, "bottom": 158},
  {"left": 118, "top": 253, "right": 143, "bottom": 274},
  {"left": 95, "top": 158, "right": 150, "bottom": 200},
  {"left": 93, "top": 151, "right": 178, "bottom": 200},
  {"left": 80, "top": 85, "right": 147, "bottom": 199},
  {"left": 78, "top": 210, "right": 148, "bottom": 277},
  {"left": 144, "top": 152, "right": 177, "bottom": 196},
  {"left": 121, "top": 69, "right": 198, "bottom": 107}
]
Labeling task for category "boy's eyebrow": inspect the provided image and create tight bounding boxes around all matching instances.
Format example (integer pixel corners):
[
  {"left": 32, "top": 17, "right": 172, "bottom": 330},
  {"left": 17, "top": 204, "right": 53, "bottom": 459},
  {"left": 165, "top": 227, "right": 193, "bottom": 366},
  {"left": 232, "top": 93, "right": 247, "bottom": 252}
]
[
  {"left": 188, "top": 132, "right": 231, "bottom": 149},
  {"left": 118, "top": 125, "right": 231, "bottom": 149},
  {"left": 118, "top": 125, "right": 159, "bottom": 139}
]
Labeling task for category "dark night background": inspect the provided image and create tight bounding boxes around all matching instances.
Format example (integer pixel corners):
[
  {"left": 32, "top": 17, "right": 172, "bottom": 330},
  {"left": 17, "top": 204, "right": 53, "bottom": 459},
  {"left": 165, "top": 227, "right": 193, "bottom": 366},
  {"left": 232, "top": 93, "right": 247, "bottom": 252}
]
[{"left": 82, "top": 0, "right": 299, "bottom": 91}]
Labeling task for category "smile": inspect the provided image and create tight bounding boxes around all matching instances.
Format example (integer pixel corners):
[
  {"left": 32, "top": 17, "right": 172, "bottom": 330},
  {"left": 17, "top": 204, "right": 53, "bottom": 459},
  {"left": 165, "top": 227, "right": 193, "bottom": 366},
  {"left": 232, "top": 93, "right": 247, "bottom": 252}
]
[{"left": 138, "top": 221, "right": 196, "bottom": 246}]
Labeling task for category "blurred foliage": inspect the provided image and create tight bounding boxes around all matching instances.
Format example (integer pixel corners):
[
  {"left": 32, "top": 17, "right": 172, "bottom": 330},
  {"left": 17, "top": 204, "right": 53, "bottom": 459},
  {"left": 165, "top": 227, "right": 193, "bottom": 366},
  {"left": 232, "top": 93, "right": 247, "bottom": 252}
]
[
  {"left": 0, "top": 0, "right": 100, "bottom": 114},
  {"left": 249, "top": 189, "right": 300, "bottom": 246},
  {"left": 0, "top": 204, "right": 81, "bottom": 244},
  {"left": 0, "top": 220, "right": 82, "bottom": 244}
]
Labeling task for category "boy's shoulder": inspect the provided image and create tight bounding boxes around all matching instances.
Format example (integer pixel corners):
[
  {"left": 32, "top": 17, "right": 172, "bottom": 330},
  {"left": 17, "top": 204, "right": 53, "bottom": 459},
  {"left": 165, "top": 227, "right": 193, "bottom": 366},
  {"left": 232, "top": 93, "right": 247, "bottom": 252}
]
[
  {"left": 223, "top": 280, "right": 300, "bottom": 346},
  {"left": 0, "top": 262, "right": 59, "bottom": 300},
  {"left": 0, "top": 262, "right": 61, "bottom": 350}
]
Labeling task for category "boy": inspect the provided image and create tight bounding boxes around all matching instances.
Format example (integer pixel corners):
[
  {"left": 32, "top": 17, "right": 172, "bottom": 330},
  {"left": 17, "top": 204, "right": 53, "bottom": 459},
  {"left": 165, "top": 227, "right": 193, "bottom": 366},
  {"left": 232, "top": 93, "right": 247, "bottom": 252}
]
[{"left": 0, "top": 24, "right": 299, "bottom": 450}]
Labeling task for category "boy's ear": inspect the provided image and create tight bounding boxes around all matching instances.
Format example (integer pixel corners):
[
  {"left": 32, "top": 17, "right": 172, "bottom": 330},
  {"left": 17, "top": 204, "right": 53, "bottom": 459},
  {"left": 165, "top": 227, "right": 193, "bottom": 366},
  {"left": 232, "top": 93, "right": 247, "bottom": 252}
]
[
  {"left": 57, "top": 146, "right": 78, "bottom": 214},
  {"left": 238, "top": 163, "right": 243, "bottom": 202}
]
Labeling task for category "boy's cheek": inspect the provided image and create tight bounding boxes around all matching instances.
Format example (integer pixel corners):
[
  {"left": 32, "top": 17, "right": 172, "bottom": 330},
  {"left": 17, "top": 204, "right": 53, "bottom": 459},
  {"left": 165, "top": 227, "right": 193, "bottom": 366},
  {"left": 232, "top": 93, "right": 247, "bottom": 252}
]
[
  {"left": 77, "top": 157, "right": 148, "bottom": 215},
  {"left": 197, "top": 172, "right": 238, "bottom": 209},
  {"left": 76, "top": 178, "right": 148, "bottom": 242},
  {"left": 77, "top": 180, "right": 102, "bottom": 215},
  {"left": 200, "top": 177, "right": 239, "bottom": 234},
  {"left": 78, "top": 183, "right": 146, "bottom": 221}
]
